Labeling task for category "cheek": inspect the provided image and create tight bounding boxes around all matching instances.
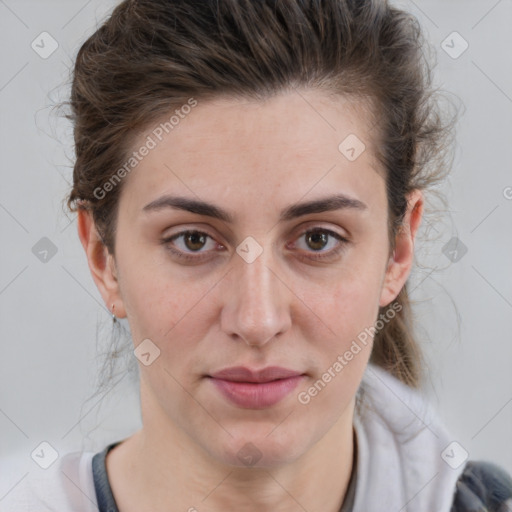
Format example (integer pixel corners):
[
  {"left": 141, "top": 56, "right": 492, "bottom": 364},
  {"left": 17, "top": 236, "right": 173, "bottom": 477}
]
[
  {"left": 317, "top": 261, "right": 385, "bottom": 343},
  {"left": 116, "top": 237, "right": 212, "bottom": 340},
  {"left": 299, "top": 249, "right": 387, "bottom": 393},
  {"left": 295, "top": 274, "right": 381, "bottom": 423}
]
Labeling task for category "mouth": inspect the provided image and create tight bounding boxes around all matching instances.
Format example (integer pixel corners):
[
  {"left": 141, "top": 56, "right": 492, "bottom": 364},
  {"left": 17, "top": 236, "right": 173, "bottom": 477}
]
[{"left": 206, "top": 366, "right": 306, "bottom": 409}]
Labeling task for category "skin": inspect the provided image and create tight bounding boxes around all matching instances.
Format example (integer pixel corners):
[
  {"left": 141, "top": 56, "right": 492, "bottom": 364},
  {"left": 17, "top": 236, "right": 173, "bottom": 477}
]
[{"left": 78, "top": 89, "right": 423, "bottom": 511}]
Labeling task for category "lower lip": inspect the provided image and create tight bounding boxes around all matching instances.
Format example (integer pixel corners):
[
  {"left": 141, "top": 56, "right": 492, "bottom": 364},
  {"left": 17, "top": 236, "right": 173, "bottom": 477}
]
[{"left": 209, "top": 376, "right": 304, "bottom": 409}]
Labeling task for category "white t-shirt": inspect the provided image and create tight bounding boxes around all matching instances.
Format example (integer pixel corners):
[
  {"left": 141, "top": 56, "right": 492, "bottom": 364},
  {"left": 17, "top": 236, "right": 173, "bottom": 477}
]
[{"left": 0, "top": 363, "right": 471, "bottom": 511}]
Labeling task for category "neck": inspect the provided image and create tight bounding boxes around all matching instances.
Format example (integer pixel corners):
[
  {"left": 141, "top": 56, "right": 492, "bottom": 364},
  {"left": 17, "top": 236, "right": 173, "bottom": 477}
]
[{"left": 106, "top": 400, "right": 356, "bottom": 512}]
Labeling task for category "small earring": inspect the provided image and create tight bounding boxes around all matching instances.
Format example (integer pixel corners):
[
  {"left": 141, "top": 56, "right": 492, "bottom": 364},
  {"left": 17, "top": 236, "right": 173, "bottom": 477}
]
[{"left": 111, "top": 303, "right": 117, "bottom": 324}]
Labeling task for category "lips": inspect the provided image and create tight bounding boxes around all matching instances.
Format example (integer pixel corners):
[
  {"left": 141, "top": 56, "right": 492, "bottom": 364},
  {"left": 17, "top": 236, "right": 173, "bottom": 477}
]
[
  {"left": 207, "top": 366, "right": 305, "bottom": 409},
  {"left": 210, "top": 366, "right": 303, "bottom": 383}
]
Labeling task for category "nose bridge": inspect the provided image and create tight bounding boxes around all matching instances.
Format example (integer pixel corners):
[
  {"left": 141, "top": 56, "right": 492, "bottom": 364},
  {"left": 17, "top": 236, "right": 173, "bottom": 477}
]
[{"left": 221, "top": 243, "right": 291, "bottom": 346}]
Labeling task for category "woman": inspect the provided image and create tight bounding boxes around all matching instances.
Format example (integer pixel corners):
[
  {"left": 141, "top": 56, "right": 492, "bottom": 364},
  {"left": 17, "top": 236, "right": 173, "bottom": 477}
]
[{"left": 7, "top": 0, "right": 512, "bottom": 510}]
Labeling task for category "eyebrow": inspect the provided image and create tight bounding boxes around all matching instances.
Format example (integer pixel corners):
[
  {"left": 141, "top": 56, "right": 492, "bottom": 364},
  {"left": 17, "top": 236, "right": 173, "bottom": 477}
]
[{"left": 142, "top": 193, "right": 368, "bottom": 223}]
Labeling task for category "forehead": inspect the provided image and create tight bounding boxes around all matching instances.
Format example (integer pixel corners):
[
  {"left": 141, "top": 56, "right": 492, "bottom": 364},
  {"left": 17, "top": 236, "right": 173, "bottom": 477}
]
[{"left": 118, "top": 90, "right": 385, "bottom": 220}]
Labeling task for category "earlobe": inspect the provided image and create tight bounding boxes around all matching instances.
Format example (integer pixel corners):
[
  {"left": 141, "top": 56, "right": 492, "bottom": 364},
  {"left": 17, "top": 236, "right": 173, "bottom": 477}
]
[
  {"left": 77, "top": 208, "right": 126, "bottom": 318},
  {"left": 379, "top": 189, "right": 424, "bottom": 308}
]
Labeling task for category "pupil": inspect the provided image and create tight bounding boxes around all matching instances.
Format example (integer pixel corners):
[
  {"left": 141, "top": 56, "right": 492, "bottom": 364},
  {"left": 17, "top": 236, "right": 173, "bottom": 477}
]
[
  {"left": 308, "top": 231, "right": 327, "bottom": 251},
  {"left": 186, "top": 232, "right": 205, "bottom": 251}
]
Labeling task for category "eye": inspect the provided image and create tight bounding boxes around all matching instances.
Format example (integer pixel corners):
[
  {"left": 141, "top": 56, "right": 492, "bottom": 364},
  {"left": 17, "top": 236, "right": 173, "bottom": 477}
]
[
  {"left": 162, "top": 227, "right": 349, "bottom": 264},
  {"left": 162, "top": 230, "right": 222, "bottom": 262},
  {"left": 291, "top": 228, "right": 349, "bottom": 261}
]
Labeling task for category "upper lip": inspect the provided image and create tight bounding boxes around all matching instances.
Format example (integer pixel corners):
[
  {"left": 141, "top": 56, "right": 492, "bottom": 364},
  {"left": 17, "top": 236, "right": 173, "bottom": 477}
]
[{"left": 209, "top": 366, "right": 304, "bottom": 383}]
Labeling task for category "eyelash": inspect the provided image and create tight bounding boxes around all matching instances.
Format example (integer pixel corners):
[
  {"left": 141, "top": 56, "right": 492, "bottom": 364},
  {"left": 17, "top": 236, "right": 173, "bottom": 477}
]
[{"left": 161, "top": 228, "right": 349, "bottom": 263}]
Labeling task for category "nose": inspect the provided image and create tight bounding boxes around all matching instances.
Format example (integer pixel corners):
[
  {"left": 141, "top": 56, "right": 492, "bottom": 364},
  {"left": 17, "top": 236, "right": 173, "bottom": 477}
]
[{"left": 220, "top": 245, "right": 292, "bottom": 348}]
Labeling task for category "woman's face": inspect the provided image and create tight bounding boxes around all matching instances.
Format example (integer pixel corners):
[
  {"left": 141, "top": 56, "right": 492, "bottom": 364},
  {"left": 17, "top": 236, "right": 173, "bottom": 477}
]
[{"left": 83, "top": 90, "right": 420, "bottom": 467}]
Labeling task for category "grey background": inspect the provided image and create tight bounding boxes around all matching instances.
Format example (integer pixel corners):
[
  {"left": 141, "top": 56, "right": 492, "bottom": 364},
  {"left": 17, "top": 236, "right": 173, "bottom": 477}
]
[{"left": 1, "top": 0, "right": 511, "bottom": 500}]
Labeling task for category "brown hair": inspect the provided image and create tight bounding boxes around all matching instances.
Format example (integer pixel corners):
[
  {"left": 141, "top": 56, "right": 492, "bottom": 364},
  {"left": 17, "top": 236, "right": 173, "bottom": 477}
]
[{"left": 65, "top": 0, "right": 456, "bottom": 389}]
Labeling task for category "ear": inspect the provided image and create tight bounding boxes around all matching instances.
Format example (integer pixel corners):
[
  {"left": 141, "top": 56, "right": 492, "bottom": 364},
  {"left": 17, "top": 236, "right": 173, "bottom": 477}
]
[
  {"left": 77, "top": 208, "right": 126, "bottom": 318},
  {"left": 379, "top": 189, "right": 424, "bottom": 308}
]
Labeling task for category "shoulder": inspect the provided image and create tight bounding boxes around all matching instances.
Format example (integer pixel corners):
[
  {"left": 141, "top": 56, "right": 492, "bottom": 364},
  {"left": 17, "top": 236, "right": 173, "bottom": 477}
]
[
  {"left": 451, "top": 460, "right": 512, "bottom": 512},
  {"left": 353, "top": 364, "right": 467, "bottom": 510},
  {"left": 355, "top": 364, "right": 512, "bottom": 512},
  {"left": 356, "top": 362, "right": 444, "bottom": 439},
  {"left": 0, "top": 448, "right": 98, "bottom": 511}
]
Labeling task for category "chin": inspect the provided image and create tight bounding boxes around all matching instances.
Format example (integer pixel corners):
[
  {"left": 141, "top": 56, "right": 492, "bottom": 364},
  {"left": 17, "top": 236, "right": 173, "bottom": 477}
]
[{"left": 208, "top": 429, "right": 310, "bottom": 469}]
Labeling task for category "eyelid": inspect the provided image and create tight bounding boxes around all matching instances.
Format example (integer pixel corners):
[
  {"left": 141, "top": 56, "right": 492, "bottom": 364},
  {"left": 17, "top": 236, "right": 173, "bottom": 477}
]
[
  {"left": 163, "top": 229, "right": 223, "bottom": 250},
  {"left": 291, "top": 220, "right": 350, "bottom": 240},
  {"left": 288, "top": 226, "right": 349, "bottom": 260}
]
